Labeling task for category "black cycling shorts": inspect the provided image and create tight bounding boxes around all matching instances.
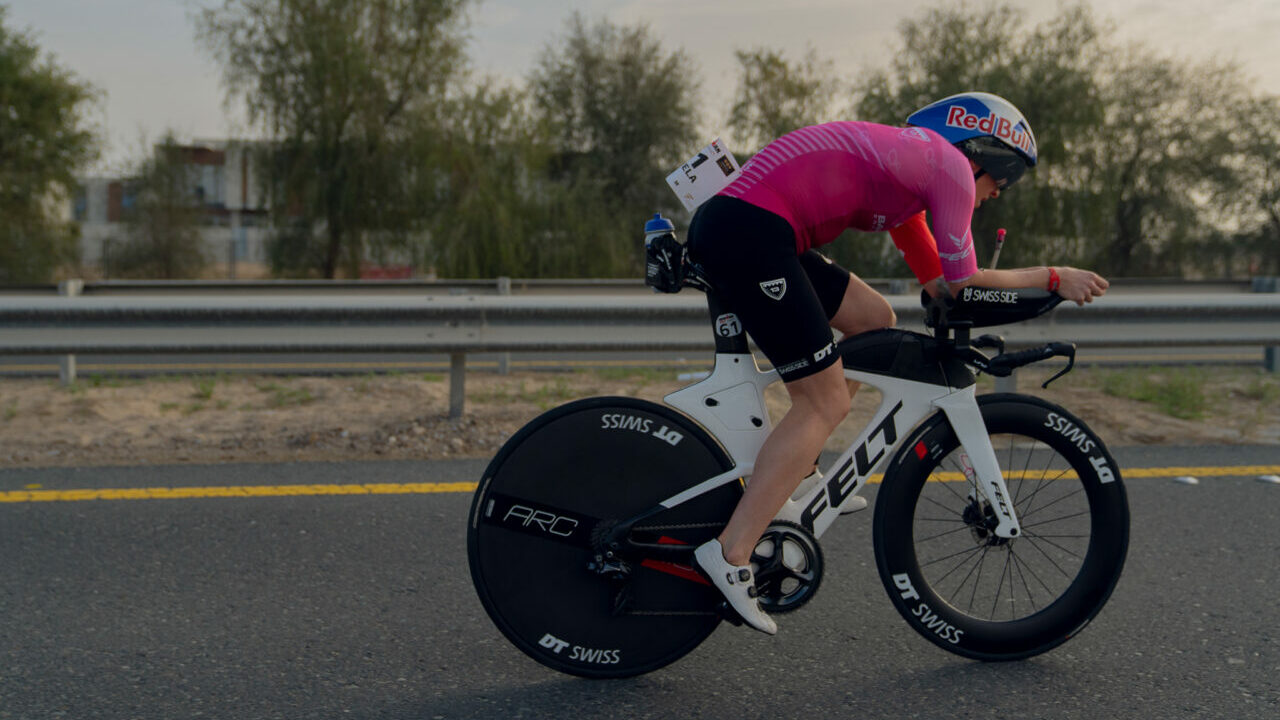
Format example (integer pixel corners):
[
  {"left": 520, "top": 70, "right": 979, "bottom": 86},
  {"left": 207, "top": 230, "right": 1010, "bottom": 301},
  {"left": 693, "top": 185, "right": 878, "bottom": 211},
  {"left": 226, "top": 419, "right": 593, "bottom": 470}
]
[{"left": 687, "top": 195, "right": 851, "bottom": 382}]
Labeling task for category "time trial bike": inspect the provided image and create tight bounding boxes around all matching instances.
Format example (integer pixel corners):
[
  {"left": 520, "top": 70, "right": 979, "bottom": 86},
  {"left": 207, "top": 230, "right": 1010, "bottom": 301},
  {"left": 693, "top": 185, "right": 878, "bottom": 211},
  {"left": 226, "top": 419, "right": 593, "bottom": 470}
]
[{"left": 467, "top": 271, "right": 1130, "bottom": 678}]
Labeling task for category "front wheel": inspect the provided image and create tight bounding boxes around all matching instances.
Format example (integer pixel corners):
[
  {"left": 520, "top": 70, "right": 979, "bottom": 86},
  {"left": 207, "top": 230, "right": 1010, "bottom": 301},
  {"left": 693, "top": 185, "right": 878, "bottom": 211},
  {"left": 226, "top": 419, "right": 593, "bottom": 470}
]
[{"left": 873, "top": 394, "right": 1129, "bottom": 661}]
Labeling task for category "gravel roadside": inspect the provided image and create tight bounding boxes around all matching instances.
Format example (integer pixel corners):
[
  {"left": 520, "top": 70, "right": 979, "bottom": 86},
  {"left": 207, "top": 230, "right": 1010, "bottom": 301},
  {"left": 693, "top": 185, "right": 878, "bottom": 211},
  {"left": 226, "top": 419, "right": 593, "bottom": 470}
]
[{"left": 1, "top": 366, "right": 1276, "bottom": 468}]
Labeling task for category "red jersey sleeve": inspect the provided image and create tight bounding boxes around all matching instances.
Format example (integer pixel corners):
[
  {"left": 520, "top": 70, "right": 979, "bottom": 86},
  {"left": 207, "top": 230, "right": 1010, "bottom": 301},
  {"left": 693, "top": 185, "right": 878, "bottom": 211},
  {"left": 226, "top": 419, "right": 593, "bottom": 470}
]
[{"left": 889, "top": 211, "right": 943, "bottom": 285}]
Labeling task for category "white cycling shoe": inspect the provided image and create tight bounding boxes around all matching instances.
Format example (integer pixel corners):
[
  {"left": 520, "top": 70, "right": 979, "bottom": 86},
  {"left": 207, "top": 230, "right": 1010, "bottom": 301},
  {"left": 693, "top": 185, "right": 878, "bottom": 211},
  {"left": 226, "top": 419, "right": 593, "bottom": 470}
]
[{"left": 693, "top": 539, "right": 777, "bottom": 635}]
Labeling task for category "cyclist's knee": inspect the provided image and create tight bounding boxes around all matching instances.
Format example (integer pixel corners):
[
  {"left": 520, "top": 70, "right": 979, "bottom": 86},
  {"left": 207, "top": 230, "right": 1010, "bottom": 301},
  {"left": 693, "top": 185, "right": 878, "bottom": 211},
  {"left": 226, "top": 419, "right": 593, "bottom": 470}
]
[
  {"left": 833, "top": 293, "right": 896, "bottom": 337},
  {"left": 788, "top": 367, "right": 850, "bottom": 429},
  {"left": 867, "top": 294, "right": 897, "bottom": 330},
  {"left": 812, "top": 393, "right": 850, "bottom": 430}
]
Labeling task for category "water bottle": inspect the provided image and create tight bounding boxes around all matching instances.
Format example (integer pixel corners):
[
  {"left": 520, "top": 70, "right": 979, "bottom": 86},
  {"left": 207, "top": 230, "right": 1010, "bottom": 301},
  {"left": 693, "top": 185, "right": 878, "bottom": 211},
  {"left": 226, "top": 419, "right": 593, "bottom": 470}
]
[
  {"left": 644, "top": 213, "right": 676, "bottom": 248},
  {"left": 643, "top": 213, "right": 682, "bottom": 292}
]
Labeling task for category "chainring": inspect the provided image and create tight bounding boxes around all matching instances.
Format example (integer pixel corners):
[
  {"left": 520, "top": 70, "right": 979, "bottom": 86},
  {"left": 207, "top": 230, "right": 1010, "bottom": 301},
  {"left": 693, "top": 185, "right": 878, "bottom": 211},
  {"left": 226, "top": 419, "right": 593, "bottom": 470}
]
[{"left": 751, "top": 521, "right": 823, "bottom": 613}]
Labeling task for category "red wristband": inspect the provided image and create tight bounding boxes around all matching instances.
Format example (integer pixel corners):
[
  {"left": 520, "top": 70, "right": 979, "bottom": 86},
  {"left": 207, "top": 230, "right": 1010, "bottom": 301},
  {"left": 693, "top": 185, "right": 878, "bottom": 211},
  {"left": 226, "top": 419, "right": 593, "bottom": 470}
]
[{"left": 1047, "top": 267, "right": 1061, "bottom": 292}]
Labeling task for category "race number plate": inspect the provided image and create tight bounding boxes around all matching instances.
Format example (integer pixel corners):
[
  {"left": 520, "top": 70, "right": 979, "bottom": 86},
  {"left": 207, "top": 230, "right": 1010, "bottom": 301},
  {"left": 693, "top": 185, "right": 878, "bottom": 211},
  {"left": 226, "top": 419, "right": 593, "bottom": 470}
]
[{"left": 665, "top": 138, "right": 741, "bottom": 212}]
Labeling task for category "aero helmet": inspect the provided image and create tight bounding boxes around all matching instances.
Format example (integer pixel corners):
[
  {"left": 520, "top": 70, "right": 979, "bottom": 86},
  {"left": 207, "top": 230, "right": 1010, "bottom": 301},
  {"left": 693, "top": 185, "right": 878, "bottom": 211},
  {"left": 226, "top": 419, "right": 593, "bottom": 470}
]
[{"left": 906, "top": 91, "right": 1037, "bottom": 189}]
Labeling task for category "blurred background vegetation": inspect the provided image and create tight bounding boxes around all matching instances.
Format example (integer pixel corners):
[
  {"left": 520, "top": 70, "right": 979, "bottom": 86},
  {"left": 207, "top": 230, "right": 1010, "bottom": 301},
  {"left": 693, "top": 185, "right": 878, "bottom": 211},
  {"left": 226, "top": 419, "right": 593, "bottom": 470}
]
[{"left": 1, "top": 1, "right": 1276, "bottom": 282}]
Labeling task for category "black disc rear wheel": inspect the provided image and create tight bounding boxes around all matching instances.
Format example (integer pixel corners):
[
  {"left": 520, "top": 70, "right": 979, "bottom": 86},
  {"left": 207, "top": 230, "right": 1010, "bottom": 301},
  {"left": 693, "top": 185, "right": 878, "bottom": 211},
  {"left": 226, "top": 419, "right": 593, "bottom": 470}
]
[{"left": 467, "top": 397, "right": 740, "bottom": 678}]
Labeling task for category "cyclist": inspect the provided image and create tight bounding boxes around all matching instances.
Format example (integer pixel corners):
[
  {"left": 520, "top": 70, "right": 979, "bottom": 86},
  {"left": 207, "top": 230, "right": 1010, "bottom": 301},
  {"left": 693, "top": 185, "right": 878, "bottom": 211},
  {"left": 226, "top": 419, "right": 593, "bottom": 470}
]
[{"left": 688, "top": 91, "right": 1109, "bottom": 634}]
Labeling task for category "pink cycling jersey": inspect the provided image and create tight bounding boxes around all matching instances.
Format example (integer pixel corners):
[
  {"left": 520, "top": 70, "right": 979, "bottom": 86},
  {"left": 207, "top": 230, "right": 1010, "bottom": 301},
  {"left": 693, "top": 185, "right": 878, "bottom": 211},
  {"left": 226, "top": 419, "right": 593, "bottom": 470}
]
[{"left": 718, "top": 121, "right": 979, "bottom": 283}]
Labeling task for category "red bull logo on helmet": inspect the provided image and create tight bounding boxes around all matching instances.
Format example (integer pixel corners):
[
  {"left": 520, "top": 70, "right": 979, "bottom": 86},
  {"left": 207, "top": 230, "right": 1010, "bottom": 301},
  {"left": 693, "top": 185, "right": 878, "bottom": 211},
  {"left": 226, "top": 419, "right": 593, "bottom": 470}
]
[{"left": 945, "top": 106, "right": 1035, "bottom": 157}]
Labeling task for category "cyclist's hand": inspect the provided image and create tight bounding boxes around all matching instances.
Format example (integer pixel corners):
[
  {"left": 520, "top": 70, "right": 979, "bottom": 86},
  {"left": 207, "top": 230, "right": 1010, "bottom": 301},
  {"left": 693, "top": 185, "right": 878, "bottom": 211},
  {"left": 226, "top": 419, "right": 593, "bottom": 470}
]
[{"left": 1057, "top": 267, "right": 1109, "bottom": 305}]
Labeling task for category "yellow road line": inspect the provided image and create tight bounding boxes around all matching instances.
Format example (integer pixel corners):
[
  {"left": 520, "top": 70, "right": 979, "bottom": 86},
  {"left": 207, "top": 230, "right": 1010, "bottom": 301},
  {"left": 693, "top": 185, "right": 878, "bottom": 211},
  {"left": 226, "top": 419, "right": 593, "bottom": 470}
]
[
  {"left": 926, "top": 466, "right": 1280, "bottom": 482},
  {"left": 3, "top": 465, "right": 1278, "bottom": 504},
  {"left": 1119, "top": 465, "right": 1280, "bottom": 478}
]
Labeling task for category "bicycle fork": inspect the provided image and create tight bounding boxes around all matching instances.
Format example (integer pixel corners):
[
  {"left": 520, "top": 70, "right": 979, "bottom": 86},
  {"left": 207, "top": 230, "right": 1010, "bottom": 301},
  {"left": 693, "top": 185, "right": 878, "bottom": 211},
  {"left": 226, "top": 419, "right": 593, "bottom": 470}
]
[{"left": 933, "top": 389, "right": 1022, "bottom": 539}]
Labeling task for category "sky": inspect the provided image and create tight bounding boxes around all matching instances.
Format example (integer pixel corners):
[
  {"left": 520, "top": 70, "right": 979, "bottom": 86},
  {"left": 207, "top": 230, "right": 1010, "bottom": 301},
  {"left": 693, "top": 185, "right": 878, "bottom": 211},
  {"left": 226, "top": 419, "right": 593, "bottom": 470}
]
[{"left": 6, "top": 0, "right": 1279, "bottom": 174}]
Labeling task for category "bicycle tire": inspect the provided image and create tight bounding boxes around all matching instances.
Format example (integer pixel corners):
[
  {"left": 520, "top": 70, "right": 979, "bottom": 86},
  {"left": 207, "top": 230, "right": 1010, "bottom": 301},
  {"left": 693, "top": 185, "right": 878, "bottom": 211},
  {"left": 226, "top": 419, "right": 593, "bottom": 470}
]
[
  {"left": 467, "top": 397, "right": 740, "bottom": 678},
  {"left": 873, "top": 393, "right": 1129, "bottom": 661}
]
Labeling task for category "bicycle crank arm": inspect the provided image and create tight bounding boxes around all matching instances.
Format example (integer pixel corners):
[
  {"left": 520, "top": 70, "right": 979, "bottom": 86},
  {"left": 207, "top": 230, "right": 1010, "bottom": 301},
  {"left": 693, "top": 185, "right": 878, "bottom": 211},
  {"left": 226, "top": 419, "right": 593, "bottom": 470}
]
[{"left": 932, "top": 390, "right": 1022, "bottom": 539}]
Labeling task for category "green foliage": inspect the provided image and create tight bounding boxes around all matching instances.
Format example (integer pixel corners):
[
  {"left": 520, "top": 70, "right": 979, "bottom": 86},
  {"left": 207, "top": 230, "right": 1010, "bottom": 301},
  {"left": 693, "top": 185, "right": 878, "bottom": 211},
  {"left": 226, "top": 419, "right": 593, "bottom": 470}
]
[
  {"left": 0, "top": 8, "right": 99, "bottom": 282},
  {"left": 256, "top": 381, "right": 317, "bottom": 407},
  {"left": 1098, "top": 367, "right": 1207, "bottom": 420},
  {"left": 1238, "top": 372, "right": 1280, "bottom": 404},
  {"left": 849, "top": 1, "right": 1276, "bottom": 279},
  {"left": 1218, "top": 95, "right": 1280, "bottom": 276},
  {"left": 728, "top": 47, "right": 839, "bottom": 152},
  {"left": 853, "top": 2, "right": 1108, "bottom": 272},
  {"left": 102, "top": 133, "right": 209, "bottom": 278},
  {"left": 525, "top": 13, "right": 702, "bottom": 276},
  {"left": 591, "top": 366, "right": 676, "bottom": 383},
  {"left": 192, "top": 375, "right": 218, "bottom": 401},
  {"left": 1088, "top": 52, "right": 1255, "bottom": 276},
  {"left": 469, "top": 377, "right": 579, "bottom": 410},
  {"left": 197, "top": 0, "right": 472, "bottom": 278},
  {"left": 188, "top": 1, "right": 1276, "bottom": 281},
  {"left": 418, "top": 82, "right": 555, "bottom": 277}
]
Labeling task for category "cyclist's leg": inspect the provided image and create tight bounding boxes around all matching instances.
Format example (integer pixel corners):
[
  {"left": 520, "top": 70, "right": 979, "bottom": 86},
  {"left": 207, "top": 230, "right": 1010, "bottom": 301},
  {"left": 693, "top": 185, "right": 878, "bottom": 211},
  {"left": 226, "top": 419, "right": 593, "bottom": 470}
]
[
  {"left": 796, "top": 250, "right": 896, "bottom": 338},
  {"left": 687, "top": 198, "right": 851, "bottom": 632},
  {"left": 830, "top": 273, "right": 896, "bottom": 337},
  {"left": 716, "top": 361, "right": 849, "bottom": 566},
  {"left": 798, "top": 250, "right": 896, "bottom": 404},
  {"left": 697, "top": 362, "right": 847, "bottom": 634}
]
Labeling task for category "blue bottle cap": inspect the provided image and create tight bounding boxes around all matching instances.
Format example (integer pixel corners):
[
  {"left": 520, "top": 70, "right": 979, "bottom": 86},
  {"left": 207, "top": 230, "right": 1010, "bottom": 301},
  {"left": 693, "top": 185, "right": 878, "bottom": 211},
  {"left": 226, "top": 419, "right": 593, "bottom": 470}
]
[{"left": 644, "top": 213, "right": 674, "bottom": 233}]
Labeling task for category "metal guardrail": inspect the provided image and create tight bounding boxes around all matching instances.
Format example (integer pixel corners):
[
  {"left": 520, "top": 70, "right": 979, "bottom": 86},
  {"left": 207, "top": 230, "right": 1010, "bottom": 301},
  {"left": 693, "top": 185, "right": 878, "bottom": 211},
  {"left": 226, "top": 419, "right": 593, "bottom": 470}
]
[
  {"left": 1, "top": 291, "right": 1278, "bottom": 417},
  {"left": 1, "top": 276, "right": 1272, "bottom": 296}
]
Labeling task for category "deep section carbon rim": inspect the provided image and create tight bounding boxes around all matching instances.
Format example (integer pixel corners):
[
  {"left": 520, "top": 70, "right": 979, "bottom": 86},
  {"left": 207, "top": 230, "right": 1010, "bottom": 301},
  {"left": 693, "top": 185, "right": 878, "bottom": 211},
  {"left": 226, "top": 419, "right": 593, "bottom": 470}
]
[
  {"left": 912, "top": 433, "right": 1094, "bottom": 622},
  {"left": 875, "top": 395, "right": 1129, "bottom": 660}
]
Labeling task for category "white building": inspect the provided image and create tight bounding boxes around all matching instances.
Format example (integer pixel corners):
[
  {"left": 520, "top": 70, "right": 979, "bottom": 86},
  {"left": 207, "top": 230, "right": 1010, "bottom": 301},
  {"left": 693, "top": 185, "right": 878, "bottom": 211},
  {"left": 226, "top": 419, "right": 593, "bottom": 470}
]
[{"left": 74, "top": 140, "right": 274, "bottom": 277}]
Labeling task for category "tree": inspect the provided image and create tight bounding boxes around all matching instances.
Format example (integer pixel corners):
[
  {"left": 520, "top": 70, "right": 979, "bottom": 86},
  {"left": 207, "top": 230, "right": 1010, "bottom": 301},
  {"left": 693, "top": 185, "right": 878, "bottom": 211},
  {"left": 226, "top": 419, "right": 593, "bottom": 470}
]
[
  {"left": 1192, "top": 90, "right": 1274, "bottom": 275},
  {"left": 853, "top": 2, "right": 1108, "bottom": 273},
  {"left": 1229, "top": 96, "right": 1280, "bottom": 276},
  {"left": 528, "top": 12, "right": 702, "bottom": 271},
  {"left": 727, "top": 47, "right": 838, "bottom": 152},
  {"left": 197, "top": 0, "right": 472, "bottom": 278},
  {"left": 0, "top": 7, "right": 98, "bottom": 283},
  {"left": 1086, "top": 52, "right": 1251, "bottom": 276},
  {"left": 851, "top": 1, "right": 1277, "bottom": 279},
  {"left": 102, "top": 134, "right": 208, "bottom": 279},
  {"left": 416, "top": 81, "right": 556, "bottom": 277}
]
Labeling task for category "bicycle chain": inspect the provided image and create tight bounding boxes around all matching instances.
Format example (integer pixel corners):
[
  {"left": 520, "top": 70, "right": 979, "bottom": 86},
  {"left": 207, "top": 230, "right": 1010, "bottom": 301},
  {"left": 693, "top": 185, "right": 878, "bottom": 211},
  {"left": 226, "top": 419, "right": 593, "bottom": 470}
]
[
  {"left": 632, "top": 522, "right": 723, "bottom": 532},
  {"left": 625, "top": 610, "right": 718, "bottom": 617}
]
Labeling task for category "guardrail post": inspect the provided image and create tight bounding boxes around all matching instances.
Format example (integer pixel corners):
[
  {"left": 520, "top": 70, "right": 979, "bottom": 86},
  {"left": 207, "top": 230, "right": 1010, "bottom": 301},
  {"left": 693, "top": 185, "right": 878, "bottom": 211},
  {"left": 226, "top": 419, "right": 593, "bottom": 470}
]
[
  {"left": 497, "top": 276, "right": 512, "bottom": 375},
  {"left": 57, "top": 279, "right": 83, "bottom": 385},
  {"left": 449, "top": 352, "right": 466, "bottom": 418},
  {"left": 1254, "top": 276, "right": 1278, "bottom": 372}
]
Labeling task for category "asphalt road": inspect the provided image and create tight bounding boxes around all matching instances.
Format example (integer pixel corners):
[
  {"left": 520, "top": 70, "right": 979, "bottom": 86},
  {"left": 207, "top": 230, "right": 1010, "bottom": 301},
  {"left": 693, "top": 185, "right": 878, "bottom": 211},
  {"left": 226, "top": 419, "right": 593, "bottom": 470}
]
[{"left": 2, "top": 446, "right": 1278, "bottom": 719}]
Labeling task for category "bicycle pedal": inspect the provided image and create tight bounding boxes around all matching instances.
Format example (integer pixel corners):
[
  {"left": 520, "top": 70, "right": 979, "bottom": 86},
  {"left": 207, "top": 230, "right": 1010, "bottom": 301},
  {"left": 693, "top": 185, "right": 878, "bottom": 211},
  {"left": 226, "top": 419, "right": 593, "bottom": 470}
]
[{"left": 714, "top": 600, "right": 745, "bottom": 627}]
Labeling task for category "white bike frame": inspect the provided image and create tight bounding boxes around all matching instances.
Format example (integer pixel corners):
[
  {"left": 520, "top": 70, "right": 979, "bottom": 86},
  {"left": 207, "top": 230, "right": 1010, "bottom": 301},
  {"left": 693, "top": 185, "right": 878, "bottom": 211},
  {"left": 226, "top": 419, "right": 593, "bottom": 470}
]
[{"left": 656, "top": 346, "right": 1023, "bottom": 541}]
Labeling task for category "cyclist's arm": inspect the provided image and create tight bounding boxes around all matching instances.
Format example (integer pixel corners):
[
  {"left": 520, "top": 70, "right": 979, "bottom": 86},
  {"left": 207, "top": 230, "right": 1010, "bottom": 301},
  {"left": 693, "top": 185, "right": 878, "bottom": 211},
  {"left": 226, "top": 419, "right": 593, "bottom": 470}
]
[
  {"left": 888, "top": 211, "right": 943, "bottom": 285},
  {"left": 945, "top": 267, "right": 1110, "bottom": 305},
  {"left": 906, "top": 141, "right": 1106, "bottom": 305}
]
